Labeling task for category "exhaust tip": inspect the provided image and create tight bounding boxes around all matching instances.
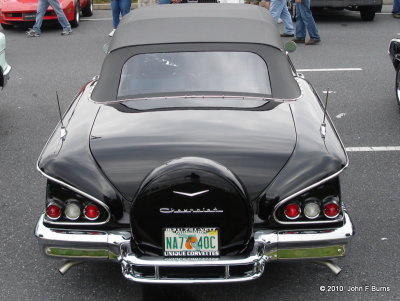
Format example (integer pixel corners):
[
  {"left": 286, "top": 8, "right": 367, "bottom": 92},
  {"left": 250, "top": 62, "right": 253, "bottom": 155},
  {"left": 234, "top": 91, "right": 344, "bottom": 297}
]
[{"left": 58, "top": 261, "right": 83, "bottom": 275}]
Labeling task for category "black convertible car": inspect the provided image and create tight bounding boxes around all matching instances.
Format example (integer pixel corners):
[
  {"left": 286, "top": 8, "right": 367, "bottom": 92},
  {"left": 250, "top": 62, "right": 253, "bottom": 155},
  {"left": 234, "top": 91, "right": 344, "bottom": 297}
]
[{"left": 35, "top": 4, "right": 354, "bottom": 283}]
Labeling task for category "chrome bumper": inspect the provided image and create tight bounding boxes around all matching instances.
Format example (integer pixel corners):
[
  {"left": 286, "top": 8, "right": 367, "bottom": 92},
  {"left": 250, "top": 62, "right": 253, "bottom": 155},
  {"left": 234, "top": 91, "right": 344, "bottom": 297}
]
[{"left": 35, "top": 213, "right": 354, "bottom": 283}]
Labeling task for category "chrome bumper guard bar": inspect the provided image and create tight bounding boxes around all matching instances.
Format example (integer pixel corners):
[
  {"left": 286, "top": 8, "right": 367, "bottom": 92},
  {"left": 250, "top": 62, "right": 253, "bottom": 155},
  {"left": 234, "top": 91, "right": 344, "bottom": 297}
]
[{"left": 35, "top": 213, "right": 354, "bottom": 283}]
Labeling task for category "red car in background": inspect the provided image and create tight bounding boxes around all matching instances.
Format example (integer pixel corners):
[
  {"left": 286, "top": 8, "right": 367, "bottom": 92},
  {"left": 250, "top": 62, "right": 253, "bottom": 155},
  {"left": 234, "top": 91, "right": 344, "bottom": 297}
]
[{"left": 0, "top": 0, "right": 93, "bottom": 29}]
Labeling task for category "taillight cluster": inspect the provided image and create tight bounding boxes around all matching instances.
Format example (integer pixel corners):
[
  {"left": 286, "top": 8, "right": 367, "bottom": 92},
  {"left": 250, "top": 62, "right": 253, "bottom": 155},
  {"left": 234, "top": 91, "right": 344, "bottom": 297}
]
[
  {"left": 46, "top": 202, "right": 101, "bottom": 221},
  {"left": 280, "top": 196, "right": 341, "bottom": 222}
]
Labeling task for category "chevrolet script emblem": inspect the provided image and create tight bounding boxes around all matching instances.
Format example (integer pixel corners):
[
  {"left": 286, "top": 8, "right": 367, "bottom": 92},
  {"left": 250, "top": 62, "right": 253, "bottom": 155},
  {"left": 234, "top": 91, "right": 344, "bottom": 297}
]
[{"left": 172, "top": 190, "right": 209, "bottom": 197}]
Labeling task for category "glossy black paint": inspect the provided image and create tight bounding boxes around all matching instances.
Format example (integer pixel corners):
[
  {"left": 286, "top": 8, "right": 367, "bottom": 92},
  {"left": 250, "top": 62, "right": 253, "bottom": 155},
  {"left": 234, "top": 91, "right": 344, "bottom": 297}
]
[
  {"left": 89, "top": 101, "right": 296, "bottom": 202},
  {"left": 261, "top": 79, "right": 347, "bottom": 204},
  {"left": 38, "top": 83, "right": 125, "bottom": 223},
  {"left": 38, "top": 77, "right": 347, "bottom": 228},
  {"left": 389, "top": 39, "right": 400, "bottom": 70},
  {"left": 131, "top": 157, "right": 253, "bottom": 256}
]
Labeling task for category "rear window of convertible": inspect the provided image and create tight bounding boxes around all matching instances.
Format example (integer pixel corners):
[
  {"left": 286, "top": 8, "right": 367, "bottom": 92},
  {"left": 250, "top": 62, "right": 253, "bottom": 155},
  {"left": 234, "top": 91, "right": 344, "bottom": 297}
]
[{"left": 117, "top": 52, "right": 271, "bottom": 98}]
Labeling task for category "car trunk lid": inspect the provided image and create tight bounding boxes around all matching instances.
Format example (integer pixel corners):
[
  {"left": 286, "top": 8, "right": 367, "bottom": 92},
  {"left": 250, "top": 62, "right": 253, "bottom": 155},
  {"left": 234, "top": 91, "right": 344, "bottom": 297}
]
[{"left": 90, "top": 103, "right": 296, "bottom": 201}]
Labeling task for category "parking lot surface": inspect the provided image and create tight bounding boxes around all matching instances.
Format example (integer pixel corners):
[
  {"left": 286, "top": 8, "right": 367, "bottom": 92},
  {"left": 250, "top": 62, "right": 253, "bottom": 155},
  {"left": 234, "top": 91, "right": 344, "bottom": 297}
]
[{"left": 0, "top": 6, "right": 399, "bottom": 301}]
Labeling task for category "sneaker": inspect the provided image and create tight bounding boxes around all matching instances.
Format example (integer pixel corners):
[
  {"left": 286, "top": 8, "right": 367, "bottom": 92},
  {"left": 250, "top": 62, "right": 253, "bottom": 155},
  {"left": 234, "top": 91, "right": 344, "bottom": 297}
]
[
  {"left": 61, "top": 28, "right": 72, "bottom": 36},
  {"left": 278, "top": 18, "right": 283, "bottom": 24},
  {"left": 305, "top": 38, "right": 321, "bottom": 45},
  {"left": 393, "top": 13, "right": 400, "bottom": 18},
  {"left": 281, "top": 33, "right": 294, "bottom": 37},
  {"left": 109, "top": 29, "right": 116, "bottom": 37},
  {"left": 26, "top": 28, "right": 40, "bottom": 37},
  {"left": 292, "top": 38, "right": 305, "bottom": 43}
]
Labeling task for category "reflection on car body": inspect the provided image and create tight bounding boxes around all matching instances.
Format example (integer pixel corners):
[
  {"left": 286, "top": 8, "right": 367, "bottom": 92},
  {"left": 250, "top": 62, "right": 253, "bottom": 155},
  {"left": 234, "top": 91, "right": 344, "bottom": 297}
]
[
  {"left": 34, "top": 4, "right": 354, "bottom": 283},
  {"left": 389, "top": 38, "right": 400, "bottom": 107},
  {"left": 0, "top": 32, "right": 11, "bottom": 88}
]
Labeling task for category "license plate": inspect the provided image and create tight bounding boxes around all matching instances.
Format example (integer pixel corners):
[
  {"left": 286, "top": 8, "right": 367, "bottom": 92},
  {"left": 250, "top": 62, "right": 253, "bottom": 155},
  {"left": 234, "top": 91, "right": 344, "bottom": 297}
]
[
  {"left": 164, "top": 227, "right": 219, "bottom": 257},
  {"left": 23, "top": 13, "right": 36, "bottom": 21}
]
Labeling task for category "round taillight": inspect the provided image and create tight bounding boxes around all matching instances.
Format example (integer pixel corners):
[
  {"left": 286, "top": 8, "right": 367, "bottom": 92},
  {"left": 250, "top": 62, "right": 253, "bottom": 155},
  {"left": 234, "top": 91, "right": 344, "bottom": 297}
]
[
  {"left": 84, "top": 204, "right": 100, "bottom": 220},
  {"left": 323, "top": 202, "right": 340, "bottom": 218},
  {"left": 284, "top": 203, "right": 301, "bottom": 219},
  {"left": 304, "top": 202, "right": 321, "bottom": 219},
  {"left": 46, "top": 204, "right": 62, "bottom": 220},
  {"left": 65, "top": 203, "right": 81, "bottom": 220}
]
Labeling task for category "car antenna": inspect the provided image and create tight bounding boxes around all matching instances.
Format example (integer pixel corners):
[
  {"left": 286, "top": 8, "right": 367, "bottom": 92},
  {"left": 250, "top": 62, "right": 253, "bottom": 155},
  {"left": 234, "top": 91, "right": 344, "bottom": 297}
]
[
  {"left": 56, "top": 91, "right": 67, "bottom": 140},
  {"left": 320, "top": 88, "right": 329, "bottom": 139}
]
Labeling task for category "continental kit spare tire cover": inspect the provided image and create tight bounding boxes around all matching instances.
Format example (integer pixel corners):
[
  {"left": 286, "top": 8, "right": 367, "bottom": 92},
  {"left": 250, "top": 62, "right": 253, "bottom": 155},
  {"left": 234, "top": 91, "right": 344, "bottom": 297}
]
[{"left": 130, "top": 157, "right": 253, "bottom": 256}]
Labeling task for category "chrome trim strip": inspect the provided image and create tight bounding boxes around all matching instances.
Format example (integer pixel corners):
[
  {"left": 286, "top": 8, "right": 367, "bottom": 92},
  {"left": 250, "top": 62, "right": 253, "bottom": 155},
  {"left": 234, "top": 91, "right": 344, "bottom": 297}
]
[
  {"left": 272, "top": 169, "right": 346, "bottom": 225},
  {"left": 173, "top": 189, "right": 209, "bottom": 197},
  {"left": 36, "top": 168, "right": 111, "bottom": 226},
  {"left": 272, "top": 79, "right": 349, "bottom": 225},
  {"left": 35, "top": 81, "right": 111, "bottom": 226},
  {"left": 91, "top": 93, "right": 302, "bottom": 105}
]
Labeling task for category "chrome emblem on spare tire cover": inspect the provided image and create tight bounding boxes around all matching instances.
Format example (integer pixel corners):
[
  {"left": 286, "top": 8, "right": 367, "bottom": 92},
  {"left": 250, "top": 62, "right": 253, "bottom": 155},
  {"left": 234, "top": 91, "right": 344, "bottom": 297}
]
[
  {"left": 130, "top": 157, "right": 253, "bottom": 256},
  {"left": 159, "top": 207, "right": 223, "bottom": 214},
  {"left": 172, "top": 190, "right": 209, "bottom": 197}
]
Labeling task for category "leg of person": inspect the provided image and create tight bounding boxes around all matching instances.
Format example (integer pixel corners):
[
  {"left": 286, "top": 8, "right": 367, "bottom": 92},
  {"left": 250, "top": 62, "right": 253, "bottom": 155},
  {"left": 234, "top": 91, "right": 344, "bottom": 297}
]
[
  {"left": 393, "top": 0, "right": 400, "bottom": 16},
  {"left": 269, "top": 0, "right": 283, "bottom": 23},
  {"left": 298, "top": 0, "right": 320, "bottom": 44},
  {"left": 111, "top": 0, "right": 122, "bottom": 29},
  {"left": 280, "top": 0, "right": 294, "bottom": 36},
  {"left": 294, "top": 0, "right": 305, "bottom": 42},
  {"left": 48, "top": 0, "right": 72, "bottom": 34},
  {"left": 119, "top": 0, "right": 132, "bottom": 17},
  {"left": 28, "top": 0, "right": 50, "bottom": 36}
]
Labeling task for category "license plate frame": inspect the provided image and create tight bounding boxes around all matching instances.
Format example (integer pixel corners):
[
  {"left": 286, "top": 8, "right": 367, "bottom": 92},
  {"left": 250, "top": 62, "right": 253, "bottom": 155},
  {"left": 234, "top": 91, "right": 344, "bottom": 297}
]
[
  {"left": 23, "top": 13, "right": 36, "bottom": 21},
  {"left": 163, "top": 227, "right": 220, "bottom": 257}
]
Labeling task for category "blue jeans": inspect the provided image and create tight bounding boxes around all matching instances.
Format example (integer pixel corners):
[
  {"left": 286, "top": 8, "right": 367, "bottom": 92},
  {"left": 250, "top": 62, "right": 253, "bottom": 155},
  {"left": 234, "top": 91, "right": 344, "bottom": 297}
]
[
  {"left": 393, "top": 0, "right": 400, "bottom": 14},
  {"left": 33, "top": 0, "right": 71, "bottom": 33},
  {"left": 270, "top": 0, "right": 294, "bottom": 35},
  {"left": 295, "top": 0, "right": 320, "bottom": 40},
  {"left": 111, "top": 0, "right": 131, "bottom": 29},
  {"left": 158, "top": 0, "right": 171, "bottom": 3}
]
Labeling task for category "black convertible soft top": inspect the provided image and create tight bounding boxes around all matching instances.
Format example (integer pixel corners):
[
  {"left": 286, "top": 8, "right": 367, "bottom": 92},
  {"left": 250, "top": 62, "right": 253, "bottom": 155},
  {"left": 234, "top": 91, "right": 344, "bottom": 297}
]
[
  {"left": 92, "top": 4, "right": 301, "bottom": 102},
  {"left": 109, "top": 4, "right": 281, "bottom": 51}
]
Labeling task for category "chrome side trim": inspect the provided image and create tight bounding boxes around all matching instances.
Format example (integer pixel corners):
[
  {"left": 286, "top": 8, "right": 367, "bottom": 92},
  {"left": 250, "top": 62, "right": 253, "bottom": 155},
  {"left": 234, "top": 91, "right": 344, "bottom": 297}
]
[
  {"left": 37, "top": 168, "right": 111, "bottom": 226},
  {"left": 272, "top": 169, "right": 346, "bottom": 225},
  {"left": 272, "top": 79, "right": 349, "bottom": 225},
  {"left": 36, "top": 81, "right": 110, "bottom": 226},
  {"left": 91, "top": 93, "right": 302, "bottom": 105}
]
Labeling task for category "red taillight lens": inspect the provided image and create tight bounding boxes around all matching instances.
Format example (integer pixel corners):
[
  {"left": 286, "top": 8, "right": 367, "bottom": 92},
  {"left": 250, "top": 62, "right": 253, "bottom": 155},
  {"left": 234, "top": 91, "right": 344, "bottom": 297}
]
[
  {"left": 46, "top": 204, "right": 62, "bottom": 220},
  {"left": 323, "top": 202, "right": 340, "bottom": 218},
  {"left": 284, "top": 203, "right": 301, "bottom": 219},
  {"left": 84, "top": 204, "right": 100, "bottom": 220}
]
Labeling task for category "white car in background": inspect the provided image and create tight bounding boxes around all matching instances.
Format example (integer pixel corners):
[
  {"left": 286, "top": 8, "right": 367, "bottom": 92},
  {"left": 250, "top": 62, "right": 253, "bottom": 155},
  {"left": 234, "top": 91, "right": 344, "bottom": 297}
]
[{"left": 0, "top": 32, "right": 11, "bottom": 88}]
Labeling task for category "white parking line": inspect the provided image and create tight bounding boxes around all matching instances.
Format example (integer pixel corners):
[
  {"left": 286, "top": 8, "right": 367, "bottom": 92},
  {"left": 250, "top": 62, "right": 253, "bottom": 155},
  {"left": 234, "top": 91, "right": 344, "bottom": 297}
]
[
  {"left": 298, "top": 68, "right": 363, "bottom": 72},
  {"left": 346, "top": 146, "right": 400, "bottom": 152}
]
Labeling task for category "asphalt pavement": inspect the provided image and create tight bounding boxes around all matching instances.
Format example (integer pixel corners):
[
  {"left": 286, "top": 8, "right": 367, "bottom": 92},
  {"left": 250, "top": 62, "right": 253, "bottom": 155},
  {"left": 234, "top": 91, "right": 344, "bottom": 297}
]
[{"left": 0, "top": 6, "right": 400, "bottom": 301}]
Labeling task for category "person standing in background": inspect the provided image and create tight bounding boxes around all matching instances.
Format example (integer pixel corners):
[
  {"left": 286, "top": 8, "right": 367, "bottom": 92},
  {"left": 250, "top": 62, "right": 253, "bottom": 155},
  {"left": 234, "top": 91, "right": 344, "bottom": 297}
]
[
  {"left": 393, "top": 0, "right": 400, "bottom": 18},
  {"left": 292, "top": 0, "right": 320, "bottom": 45},
  {"left": 264, "top": 0, "right": 294, "bottom": 37},
  {"left": 26, "top": 0, "right": 72, "bottom": 37},
  {"left": 109, "top": 0, "right": 131, "bottom": 37}
]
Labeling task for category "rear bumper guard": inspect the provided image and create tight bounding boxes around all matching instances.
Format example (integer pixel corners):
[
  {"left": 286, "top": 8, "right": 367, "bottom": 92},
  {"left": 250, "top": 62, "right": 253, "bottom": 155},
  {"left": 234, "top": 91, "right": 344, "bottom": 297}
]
[{"left": 35, "top": 213, "right": 354, "bottom": 283}]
